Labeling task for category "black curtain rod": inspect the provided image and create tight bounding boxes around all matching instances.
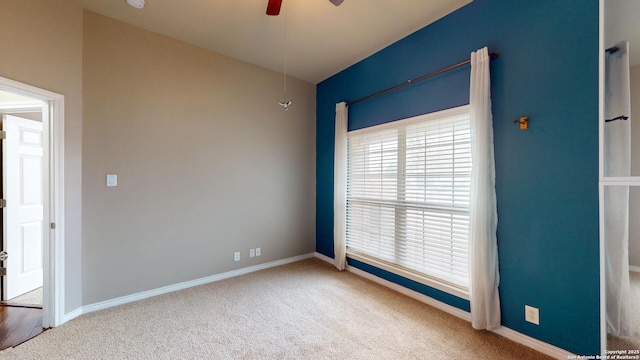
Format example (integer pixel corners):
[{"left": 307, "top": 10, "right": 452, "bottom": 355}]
[
  {"left": 347, "top": 51, "right": 499, "bottom": 106},
  {"left": 606, "top": 46, "right": 619, "bottom": 54},
  {"left": 605, "top": 115, "right": 628, "bottom": 123}
]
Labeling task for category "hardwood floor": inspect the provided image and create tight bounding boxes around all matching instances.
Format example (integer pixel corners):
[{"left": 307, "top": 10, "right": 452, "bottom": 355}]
[{"left": 0, "top": 305, "right": 44, "bottom": 351}]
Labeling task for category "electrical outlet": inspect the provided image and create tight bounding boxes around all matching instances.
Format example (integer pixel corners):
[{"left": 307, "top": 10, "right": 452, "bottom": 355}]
[
  {"left": 234, "top": 252, "right": 240, "bottom": 262},
  {"left": 249, "top": 249, "right": 255, "bottom": 258},
  {"left": 255, "top": 247, "right": 261, "bottom": 256},
  {"left": 525, "top": 305, "right": 539, "bottom": 325}
]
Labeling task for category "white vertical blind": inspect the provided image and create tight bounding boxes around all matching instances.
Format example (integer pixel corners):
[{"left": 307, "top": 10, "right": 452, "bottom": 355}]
[{"left": 346, "top": 106, "right": 471, "bottom": 289}]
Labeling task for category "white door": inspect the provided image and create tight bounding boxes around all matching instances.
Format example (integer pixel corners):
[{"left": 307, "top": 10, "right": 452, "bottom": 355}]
[{"left": 2, "top": 114, "right": 44, "bottom": 300}]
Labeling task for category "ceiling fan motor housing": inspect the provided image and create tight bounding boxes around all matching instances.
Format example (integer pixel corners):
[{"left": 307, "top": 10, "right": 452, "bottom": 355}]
[{"left": 267, "top": 0, "right": 342, "bottom": 16}]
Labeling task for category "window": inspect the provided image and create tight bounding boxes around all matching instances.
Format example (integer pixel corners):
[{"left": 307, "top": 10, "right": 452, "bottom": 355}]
[{"left": 346, "top": 106, "right": 471, "bottom": 297}]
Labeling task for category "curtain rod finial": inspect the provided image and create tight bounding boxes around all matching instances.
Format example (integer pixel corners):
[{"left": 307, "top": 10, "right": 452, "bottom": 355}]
[{"left": 513, "top": 116, "right": 528, "bottom": 130}]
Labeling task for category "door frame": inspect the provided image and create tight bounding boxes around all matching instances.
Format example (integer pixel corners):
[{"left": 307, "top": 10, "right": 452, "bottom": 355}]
[
  {"left": 599, "top": 0, "right": 640, "bottom": 353},
  {"left": 0, "top": 76, "right": 65, "bottom": 328},
  {"left": 598, "top": 2, "right": 605, "bottom": 355}
]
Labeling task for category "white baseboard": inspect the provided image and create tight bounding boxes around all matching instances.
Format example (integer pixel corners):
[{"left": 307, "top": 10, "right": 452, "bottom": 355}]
[
  {"left": 68, "top": 253, "right": 315, "bottom": 321},
  {"left": 314, "top": 251, "right": 335, "bottom": 265},
  {"left": 630, "top": 265, "right": 640, "bottom": 273},
  {"left": 66, "top": 251, "right": 575, "bottom": 359},
  {"left": 492, "top": 327, "right": 574, "bottom": 359},
  {"left": 318, "top": 252, "right": 575, "bottom": 360},
  {"left": 63, "top": 306, "right": 84, "bottom": 323},
  {"left": 346, "top": 263, "right": 472, "bottom": 321}
]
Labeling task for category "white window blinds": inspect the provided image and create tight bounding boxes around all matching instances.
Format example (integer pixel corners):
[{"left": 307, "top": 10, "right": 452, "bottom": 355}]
[{"left": 346, "top": 106, "right": 471, "bottom": 291}]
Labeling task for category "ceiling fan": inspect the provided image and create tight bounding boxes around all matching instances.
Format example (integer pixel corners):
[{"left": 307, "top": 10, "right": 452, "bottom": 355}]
[{"left": 266, "top": 0, "right": 344, "bottom": 16}]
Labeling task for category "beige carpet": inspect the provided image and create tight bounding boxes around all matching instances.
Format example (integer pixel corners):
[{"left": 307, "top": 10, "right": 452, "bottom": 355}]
[
  {"left": 608, "top": 271, "right": 640, "bottom": 351},
  {"left": 1, "top": 258, "right": 551, "bottom": 359},
  {"left": 4, "top": 287, "right": 43, "bottom": 307}
]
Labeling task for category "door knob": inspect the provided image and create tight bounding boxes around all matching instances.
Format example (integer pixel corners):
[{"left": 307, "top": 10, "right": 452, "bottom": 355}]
[{"left": 0, "top": 251, "right": 8, "bottom": 261}]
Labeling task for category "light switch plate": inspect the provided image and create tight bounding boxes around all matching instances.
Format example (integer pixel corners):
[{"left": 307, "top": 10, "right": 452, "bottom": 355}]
[{"left": 106, "top": 174, "right": 118, "bottom": 187}]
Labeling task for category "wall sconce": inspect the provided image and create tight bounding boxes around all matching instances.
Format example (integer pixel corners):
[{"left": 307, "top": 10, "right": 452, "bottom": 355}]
[{"left": 513, "top": 116, "right": 529, "bottom": 130}]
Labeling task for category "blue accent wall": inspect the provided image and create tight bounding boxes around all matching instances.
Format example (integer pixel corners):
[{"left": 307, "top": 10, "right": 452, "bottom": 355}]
[{"left": 316, "top": 0, "right": 599, "bottom": 355}]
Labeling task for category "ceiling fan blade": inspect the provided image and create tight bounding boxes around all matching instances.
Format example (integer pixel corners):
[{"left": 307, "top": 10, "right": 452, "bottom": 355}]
[
  {"left": 329, "top": 0, "right": 344, "bottom": 6},
  {"left": 266, "top": 0, "right": 282, "bottom": 15}
]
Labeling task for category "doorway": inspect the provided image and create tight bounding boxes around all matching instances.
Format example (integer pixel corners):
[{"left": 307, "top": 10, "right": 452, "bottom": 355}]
[
  {"left": 0, "top": 92, "right": 47, "bottom": 350},
  {"left": 601, "top": 0, "right": 640, "bottom": 354},
  {"left": 0, "top": 76, "right": 65, "bottom": 335},
  {"left": 0, "top": 94, "right": 46, "bottom": 308}
]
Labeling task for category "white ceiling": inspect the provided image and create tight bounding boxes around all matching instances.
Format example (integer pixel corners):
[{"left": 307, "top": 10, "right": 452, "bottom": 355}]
[
  {"left": 75, "top": 0, "right": 472, "bottom": 84},
  {"left": 605, "top": 0, "right": 640, "bottom": 66}
]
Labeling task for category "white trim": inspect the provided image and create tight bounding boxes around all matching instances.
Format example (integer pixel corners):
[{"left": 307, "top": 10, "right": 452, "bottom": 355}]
[
  {"left": 63, "top": 306, "right": 83, "bottom": 323},
  {"left": 68, "top": 251, "right": 574, "bottom": 359},
  {"left": 596, "top": 1, "right": 640, "bottom": 354},
  {"left": 0, "top": 76, "right": 65, "bottom": 328},
  {"left": 598, "top": 1, "right": 606, "bottom": 354},
  {"left": 314, "top": 252, "right": 470, "bottom": 302},
  {"left": 492, "top": 327, "right": 575, "bottom": 360},
  {"left": 598, "top": 0, "right": 604, "bottom": 182},
  {"left": 600, "top": 177, "right": 640, "bottom": 186},
  {"left": 346, "top": 263, "right": 471, "bottom": 321},
  {"left": 346, "top": 252, "right": 469, "bottom": 300},
  {"left": 50, "top": 96, "right": 65, "bottom": 327},
  {"left": 75, "top": 253, "right": 315, "bottom": 317},
  {"left": 629, "top": 265, "right": 640, "bottom": 273},
  {"left": 314, "top": 252, "right": 334, "bottom": 264},
  {"left": 346, "top": 105, "right": 472, "bottom": 300},
  {"left": 0, "top": 101, "right": 44, "bottom": 113},
  {"left": 348, "top": 104, "right": 470, "bottom": 135},
  {"left": 599, "top": 181, "right": 606, "bottom": 356},
  {"left": 339, "top": 252, "right": 575, "bottom": 359}
]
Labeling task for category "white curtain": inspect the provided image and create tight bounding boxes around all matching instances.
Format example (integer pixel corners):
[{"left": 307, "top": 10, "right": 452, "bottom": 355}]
[
  {"left": 334, "top": 102, "right": 348, "bottom": 271},
  {"left": 469, "top": 47, "right": 501, "bottom": 330},
  {"left": 605, "top": 41, "right": 632, "bottom": 337}
]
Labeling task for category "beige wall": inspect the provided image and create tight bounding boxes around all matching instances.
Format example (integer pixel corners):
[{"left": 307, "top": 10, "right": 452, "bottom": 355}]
[
  {"left": 630, "top": 65, "right": 640, "bottom": 267},
  {"left": 0, "top": 1, "right": 316, "bottom": 312},
  {"left": 0, "top": 0, "right": 84, "bottom": 313},
  {"left": 82, "top": 12, "right": 315, "bottom": 304}
]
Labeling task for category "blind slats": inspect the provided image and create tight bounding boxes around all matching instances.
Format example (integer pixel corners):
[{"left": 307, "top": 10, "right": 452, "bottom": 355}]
[{"left": 346, "top": 107, "right": 471, "bottom": 289}]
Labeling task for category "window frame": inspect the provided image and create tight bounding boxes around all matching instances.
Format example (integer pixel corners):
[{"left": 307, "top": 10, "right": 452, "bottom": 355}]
[{"left": 345, "top": 105, "right": 471, "bottom": 300}]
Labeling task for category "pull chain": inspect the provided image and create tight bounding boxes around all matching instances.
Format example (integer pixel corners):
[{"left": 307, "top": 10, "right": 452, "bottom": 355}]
[{"left": 279, "top": 8, "right": 292, "bottom": 110}]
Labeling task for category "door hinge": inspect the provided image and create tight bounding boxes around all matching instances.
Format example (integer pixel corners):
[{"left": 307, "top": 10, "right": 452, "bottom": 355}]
[
  {"left": 0, "top": 130, "right": 5, "bottom": 140},
  {"left": 0, "top": 199, "right": 5, "bottom": 208},
  {"left": 50, "top": 222, "right": 56, "bottom": 230}
]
